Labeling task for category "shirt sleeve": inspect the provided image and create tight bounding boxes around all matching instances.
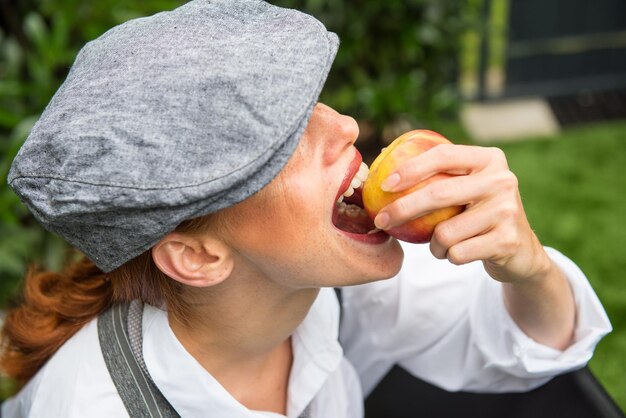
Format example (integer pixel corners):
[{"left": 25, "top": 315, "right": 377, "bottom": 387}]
[{"left": 339, "top": 242, "right": 612, "bottom": 397}]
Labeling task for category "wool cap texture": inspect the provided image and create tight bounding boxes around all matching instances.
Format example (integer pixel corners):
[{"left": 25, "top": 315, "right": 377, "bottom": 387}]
[{"left": 8, "top": 0, "right": 339, "bottom": 272}]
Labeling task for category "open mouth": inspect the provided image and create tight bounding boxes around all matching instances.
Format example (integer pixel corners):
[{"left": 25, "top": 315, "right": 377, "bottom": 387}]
[
  {"left": 332, "top": 158, "right": 387, "bottom": 241},
  {"left": 333, "top": 183, "right": 377, "bottom": 235}
]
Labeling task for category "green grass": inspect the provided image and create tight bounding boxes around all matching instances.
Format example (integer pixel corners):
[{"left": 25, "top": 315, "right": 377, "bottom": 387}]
[{"left": 489, "top": 121, "right": 626, "bottom": 411}]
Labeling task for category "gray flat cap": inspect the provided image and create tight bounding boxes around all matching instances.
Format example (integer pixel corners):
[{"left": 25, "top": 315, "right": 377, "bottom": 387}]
[{"left": 8, "top": 0, "right": 339, "bottom": 272}]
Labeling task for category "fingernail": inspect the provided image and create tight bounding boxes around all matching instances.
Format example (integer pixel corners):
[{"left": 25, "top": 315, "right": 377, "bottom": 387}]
[
  {"left": 375, "top": 212, "right": 390, "bottom": 230},
  {"left": 381, "top": 173, "right": 400, "bottom": 192}
]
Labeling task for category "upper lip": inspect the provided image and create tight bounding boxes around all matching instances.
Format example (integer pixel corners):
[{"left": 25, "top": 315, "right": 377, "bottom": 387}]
[{"left": 335, "top": 150, "right": 363, "bottom": 202}]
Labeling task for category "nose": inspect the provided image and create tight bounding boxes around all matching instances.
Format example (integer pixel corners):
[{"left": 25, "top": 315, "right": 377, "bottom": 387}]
[
  {"left": 321, "top": 108, "right": 360, "bottom": 165},
  {"left": 339, "top": 114, "right": 360, "bottom": 146}
]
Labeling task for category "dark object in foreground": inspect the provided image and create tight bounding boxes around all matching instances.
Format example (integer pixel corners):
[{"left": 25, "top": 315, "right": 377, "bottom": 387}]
[{"left": 365, "top": 365, "right": 624, "bottom": 418}]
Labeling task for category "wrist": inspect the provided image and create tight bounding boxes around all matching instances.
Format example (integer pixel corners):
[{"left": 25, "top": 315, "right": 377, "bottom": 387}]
[
  {"left": 514, "top": 235, "right": 555, "bottom": 287},
  {"left": 504, "top": 253, "right": 562, "bottom": 298},
  {"left": 502, "top": 252, "right": 576, "bottom": 350},
  {"left": 527, "top": 248, "right": 555, "bottom": 285}
]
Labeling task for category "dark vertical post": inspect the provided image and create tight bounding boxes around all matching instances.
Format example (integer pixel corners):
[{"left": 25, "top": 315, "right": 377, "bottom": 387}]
[{"left": 477, "top": 0, "right": 492, "bottom": 101}]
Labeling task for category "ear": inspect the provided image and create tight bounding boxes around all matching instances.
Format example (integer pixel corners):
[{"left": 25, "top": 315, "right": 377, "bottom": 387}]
[{"left": 151, "top": 232, "right": 234, "bottom": 288}]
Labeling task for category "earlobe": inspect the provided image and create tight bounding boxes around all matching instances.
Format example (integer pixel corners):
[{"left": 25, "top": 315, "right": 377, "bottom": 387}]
[{"left": 152, "top": 233, "right": 234, "bottom": 288}]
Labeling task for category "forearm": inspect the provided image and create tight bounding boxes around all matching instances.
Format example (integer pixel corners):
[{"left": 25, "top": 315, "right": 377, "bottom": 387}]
[{"left": 502, "top": 255, "right": 576, "bottom": 351}]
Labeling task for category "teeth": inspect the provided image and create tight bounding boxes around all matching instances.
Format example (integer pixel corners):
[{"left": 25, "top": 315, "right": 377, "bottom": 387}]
[
  {"left": 338, "top": 162, "right": 370, "bottom": 200},
  {"left": 336, "top": 202, "right": 368, "bottom": 218},
  {"left": 338, "top": 202, "right": 346, "bottom": 215},
  {"left": 367, "top": 228, "right": 382, "bottom": 235},
  {"left": 357, "top": 162, "right": 369, "bottom": 181},
  {"left": 345, "top": 204, "right": 362, "bottom": 218}
]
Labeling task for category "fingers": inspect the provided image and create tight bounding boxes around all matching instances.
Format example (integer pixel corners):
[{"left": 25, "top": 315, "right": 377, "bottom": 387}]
[
  {"left": 429, "top": 205, "right": 496, "bottom": 260},
  {"left": 376, "top": 169, "right": 517, "bottom": 230},
  {"left": 445, "top": 227, "right": 519, "bottom": 267},
  {"left": 429, "top": 196, "right": 526, "bottom": 269},
  {"left": 431, "top": 216, "right": 521, "bottom": 267},
  {"left": 381, "top": 144, "right": 509, "bottom": 193}
]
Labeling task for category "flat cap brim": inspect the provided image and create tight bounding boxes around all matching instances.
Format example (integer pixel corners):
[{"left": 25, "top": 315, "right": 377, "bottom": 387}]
[{"left": 8, "top": 0, "right": 339, "bottom": 272}]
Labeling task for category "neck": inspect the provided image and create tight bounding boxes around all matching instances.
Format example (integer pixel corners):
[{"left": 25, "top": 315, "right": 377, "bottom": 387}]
[{"left": 168, "top": 274, "right": 319, "bottom": 413}]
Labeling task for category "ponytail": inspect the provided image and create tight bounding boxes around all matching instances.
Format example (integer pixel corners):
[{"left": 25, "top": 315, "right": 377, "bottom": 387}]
[
  {"left": 0, "top": 258, "right": 112, "bottom": 383},
  {"left": 0, "top": 216, "right": 211, "bottom": 385}
]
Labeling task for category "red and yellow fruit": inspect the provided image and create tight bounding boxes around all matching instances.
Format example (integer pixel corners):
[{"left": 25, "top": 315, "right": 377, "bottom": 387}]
[{"left": 362, "top": 130, "right": 464, "bottom": 243}]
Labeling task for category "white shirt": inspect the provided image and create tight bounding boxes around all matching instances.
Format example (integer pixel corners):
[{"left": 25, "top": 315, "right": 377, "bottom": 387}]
[{"left": 2, "top": 244, "right": 612, "bottom": 418}]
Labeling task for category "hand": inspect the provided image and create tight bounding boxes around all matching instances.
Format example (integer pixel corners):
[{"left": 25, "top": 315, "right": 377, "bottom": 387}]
[
  {"left": 374, "top": 143, "right": 576, "bottom": 348},
  {"left": 374, "top": 143, "right": 551, "bottom": 284}
]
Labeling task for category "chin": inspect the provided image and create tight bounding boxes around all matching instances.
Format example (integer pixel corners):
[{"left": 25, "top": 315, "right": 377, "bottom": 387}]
[{"left": 339, "top": 240, "right": 405, "bottom": 286}]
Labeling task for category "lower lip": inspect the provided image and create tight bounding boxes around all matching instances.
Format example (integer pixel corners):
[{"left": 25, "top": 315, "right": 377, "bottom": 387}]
[
  {"left": 333, "top": 151, "right": 391, "bottom": 244},
  {"left": 335, "top": 227, "right": 392, "bottom": 245}
]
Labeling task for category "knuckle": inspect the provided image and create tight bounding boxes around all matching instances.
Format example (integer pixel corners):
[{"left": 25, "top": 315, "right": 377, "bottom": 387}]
[
  {"left": 391, "top": 197, "right": 411, "bottom": 220},
  {"left": 393, "top": 157, "right": 419, "bottom": 180},
  {"left": 499, "top": 171, "right": 519, "bottom": 190},
  {"left": 489, "top": 146, "right": 506, "bottom": 160},
  {"left": 432, "top": 223, "right": 454, "bottom": 247},
  {"left": 401, "top": 159, "right": 420, "bottom": 178},
  {"left": 434, "top": 143, "right": 455, "bottom": 161},
  {"left": 499, "top": 202, "right": 520, "bottom": 220},
  {"left": 427, "top": 182, "right": 451, "bottom": 203},
  {"left": 488, "top": 147, "right": 508, "bottom": 166},
  {"left": 500, "top": 230, "right": 520, "bottom": 255},
  {"left": 447, "top": 246, "right": 466, "bottom": 266}
]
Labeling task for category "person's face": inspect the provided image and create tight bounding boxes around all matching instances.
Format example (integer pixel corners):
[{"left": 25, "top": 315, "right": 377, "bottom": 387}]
[{"left": 218, "top": 103, "right": 404, "bottom": 289}]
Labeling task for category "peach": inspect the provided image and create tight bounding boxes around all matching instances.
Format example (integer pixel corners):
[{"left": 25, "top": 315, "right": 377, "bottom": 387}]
[{"left": 362, "top": 130, "right": 464, "bottom": 243}]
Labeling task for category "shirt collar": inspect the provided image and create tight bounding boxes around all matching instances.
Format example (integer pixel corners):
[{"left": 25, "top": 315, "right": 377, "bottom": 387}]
[{"left": 142, "top": 288, "right": 343, "bottom": 418}]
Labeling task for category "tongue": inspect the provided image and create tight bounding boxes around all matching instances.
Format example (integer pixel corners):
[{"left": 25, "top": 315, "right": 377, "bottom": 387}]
[
  {"left": 335, "top": 218, "right": 372, "bottom": 234},
  {"left": 335, "top": 204, "right": 376, "bottom": 234}
]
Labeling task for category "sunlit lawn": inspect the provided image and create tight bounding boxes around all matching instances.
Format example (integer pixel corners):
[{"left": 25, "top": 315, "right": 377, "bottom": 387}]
[{"left": 458, "top": 120, "right": 626, "bottom": 411}]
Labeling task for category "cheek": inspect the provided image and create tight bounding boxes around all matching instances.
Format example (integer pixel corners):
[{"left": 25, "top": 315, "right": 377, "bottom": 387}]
[
  {"left": 218, "top": 155, "right": 334, "bottom": 284},
  {"left": 224, "top": 182, "right": 314, "bottom": 256}
]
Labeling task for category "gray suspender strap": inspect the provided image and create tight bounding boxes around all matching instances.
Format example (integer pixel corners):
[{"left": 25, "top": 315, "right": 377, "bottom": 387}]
[
  {"left": 98, "top": 301, "right": 314, "bottom": 418},
  {"left": 98, "top": 302, "right": 180, "bottom": 417}
]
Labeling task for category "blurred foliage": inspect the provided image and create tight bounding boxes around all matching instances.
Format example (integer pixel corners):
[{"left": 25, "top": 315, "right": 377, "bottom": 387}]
[
  {"left": 273, "top": 0, "right": 478, "bottom": 133},
  {"left": 0, "top": 0, "right": 188, "bottom": 302},
  {"left": 0, "top": 0, "right": 474, "bottom": 297}
]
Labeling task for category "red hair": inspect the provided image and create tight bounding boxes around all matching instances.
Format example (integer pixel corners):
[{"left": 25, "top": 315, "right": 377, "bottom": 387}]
[{"left": 0, "top": 216, "right": 212, "bottom": 385}]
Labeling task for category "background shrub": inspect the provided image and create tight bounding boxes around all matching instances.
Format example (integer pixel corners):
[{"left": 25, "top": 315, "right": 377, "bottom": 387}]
[{"left": 0, "top": 0, "right": 471, "bottom": 293}]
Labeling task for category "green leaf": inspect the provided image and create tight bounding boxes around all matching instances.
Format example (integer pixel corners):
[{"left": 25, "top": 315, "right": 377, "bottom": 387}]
[
  {"left": 0, "top": 116, "right": 38, "bottom": 179},
  {"left": 23, "top": 13, "right": 48, "bottom": 51}
]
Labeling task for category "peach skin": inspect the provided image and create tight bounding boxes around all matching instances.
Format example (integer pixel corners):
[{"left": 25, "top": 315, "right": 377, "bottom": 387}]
[{"left": 362, "top": 130, "right": 464, "bottom": 243}]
